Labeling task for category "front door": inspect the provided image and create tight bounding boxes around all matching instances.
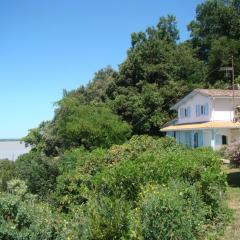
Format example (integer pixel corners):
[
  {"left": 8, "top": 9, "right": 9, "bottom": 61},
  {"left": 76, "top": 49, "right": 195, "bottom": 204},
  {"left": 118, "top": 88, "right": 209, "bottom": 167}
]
[
  {"left": 194, "top": 132, "right": 198, "bottom": 148},
  {"left": 193, "top": 130, "right": 203, "bottom": 148}
]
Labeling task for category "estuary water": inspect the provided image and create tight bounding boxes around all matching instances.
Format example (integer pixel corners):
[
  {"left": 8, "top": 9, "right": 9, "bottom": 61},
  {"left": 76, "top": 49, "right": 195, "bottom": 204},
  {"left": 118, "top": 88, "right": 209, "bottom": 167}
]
[{"left": 0, "top": 141, "right": 31, "bottom": 161}]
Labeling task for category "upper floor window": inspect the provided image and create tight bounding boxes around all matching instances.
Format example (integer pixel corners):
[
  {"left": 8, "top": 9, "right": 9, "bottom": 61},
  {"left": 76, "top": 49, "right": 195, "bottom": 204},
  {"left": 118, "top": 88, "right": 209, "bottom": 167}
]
[
  {"left": 196, "top": 103, "right": 208, "bottom": 116},
  {"left": 180, "top": 106, "right": 191, "bottom": 118}
]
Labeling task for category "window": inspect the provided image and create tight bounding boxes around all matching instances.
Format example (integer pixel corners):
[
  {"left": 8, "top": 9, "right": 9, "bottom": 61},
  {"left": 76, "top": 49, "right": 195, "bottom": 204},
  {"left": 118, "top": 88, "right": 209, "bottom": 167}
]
[
  {"left": 173, "top": 131, "right": 176, "bottom": 138},
  {"left": 196, "top": 103, "right": 209, "bottom": 117},
  {"left": 216, "top": 135, "right": 228, "bottom": 145},
  {"left": 180, "top": 107, "right": 191, "bottom": 118},
  {"left": 194, "top": 132, "right": 198, "bottom": 148},
  {"left": 222, "top": 135, "right": 227, "bottom": 145}
]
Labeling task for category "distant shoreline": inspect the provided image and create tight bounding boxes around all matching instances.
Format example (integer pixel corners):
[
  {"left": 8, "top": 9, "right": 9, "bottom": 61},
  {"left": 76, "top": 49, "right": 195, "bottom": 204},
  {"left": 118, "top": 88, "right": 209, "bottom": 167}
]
[
  {"left": 0, "top": 139, "right": 21, "bottom": 142},
  {"left": 0, "top": 140, "right": 30, "bottom": 161}
]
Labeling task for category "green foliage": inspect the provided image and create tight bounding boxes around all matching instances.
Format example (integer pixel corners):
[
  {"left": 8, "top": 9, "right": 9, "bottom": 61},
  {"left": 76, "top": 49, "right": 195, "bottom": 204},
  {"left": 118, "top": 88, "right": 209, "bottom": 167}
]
[
  {"left": 91, "top": 138, "right": 226, "bottom": 222},
  {"left": 11, "top": 4, "right": 239, "bottom": 238},
  {"left": 128, "top": 182, "right": 207, "bottom": 240},
  {"left": 107, "top": 16, "right": 206, "bottom": 135},
  {"left": 15, "top": 152, "right": 59, "bottom": 199},
  {"left": 85, "top": 66, "right": 117, "bottom": 103},
  {"left": 0, "top": 159, "right": 16, "bottom": 192},
  {"left": 51, "top": 136, "right": 227, "bottom": 239},
  {"left": 79, "top": 196, "right": 130, "bottom": 240},
  {"left": 188, "top": 0, "right": 240, "bottom": 84},
  {"left": 54, "top": 102, "right": 132, "bottom": 150},
  {"left": 0, "top": 180, "right": 57, "bottom": 240},
  {"left": 22, "top": 121, "right": 61, "bottom": 156},
  {"left": 54, "top": 147, "right": 107, "bottom": 211}
]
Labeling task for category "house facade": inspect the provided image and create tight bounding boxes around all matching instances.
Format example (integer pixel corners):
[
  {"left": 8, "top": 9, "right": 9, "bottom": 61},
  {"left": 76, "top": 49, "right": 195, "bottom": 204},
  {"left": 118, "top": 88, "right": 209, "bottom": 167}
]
[{"left": 160, "top": 89, "right": 240, "bottom": 150}]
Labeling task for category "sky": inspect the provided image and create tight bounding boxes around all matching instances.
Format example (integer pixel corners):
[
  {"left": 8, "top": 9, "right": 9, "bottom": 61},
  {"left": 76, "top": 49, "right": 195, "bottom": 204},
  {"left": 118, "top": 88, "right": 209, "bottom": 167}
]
[{"left": 0, "top": 0, "right": 204, "bottom": 138}]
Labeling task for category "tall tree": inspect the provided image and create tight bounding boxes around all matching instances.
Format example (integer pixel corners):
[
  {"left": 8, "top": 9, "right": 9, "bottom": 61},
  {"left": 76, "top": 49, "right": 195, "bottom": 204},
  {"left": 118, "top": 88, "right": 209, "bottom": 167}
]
[
  {"left": 107, "top": 16, "right": 206, "bottom": 135},
  {"left": 188, "top": 0, "right": 240, "bottom": 85}
]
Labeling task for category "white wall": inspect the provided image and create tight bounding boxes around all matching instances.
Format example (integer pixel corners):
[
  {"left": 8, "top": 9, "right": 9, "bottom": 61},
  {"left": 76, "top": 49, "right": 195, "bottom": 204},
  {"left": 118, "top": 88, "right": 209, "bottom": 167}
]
[
  {"left": 177, "top": 94, "right": 240, "bottom": 124},
  {"left": 211, "top": 98, "right": 240, "bottom": 122},
  {"left": 230, "top": 129, "right": 240, "bottom": 142},
  {"left": 203, "top": 130, "right": 212, "bottom": 147},
  {"left": 177, "top": 94, "right": 212, "bottom": 124},
  {"left": 204, "top": 128, "right": 238, "bottom": 151},
  {"left": 214, "top": 129, "right": 231, "bottom": 150}
]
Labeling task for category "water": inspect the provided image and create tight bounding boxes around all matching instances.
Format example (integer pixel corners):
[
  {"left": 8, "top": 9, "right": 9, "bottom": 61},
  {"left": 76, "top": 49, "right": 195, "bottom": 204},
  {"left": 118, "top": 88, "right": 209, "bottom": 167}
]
[{"left": 0, "top": 141, "right": 31, "bottom": 161}]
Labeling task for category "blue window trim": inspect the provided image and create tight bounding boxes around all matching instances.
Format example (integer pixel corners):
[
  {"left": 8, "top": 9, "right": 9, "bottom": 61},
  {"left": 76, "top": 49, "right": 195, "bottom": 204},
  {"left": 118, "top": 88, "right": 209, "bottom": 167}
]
[
  {"left": 179, "top": 106, "right": 191, "bottom": 118},
  {"left": 196, "top": 103, "right": 209, "bottom": 117}
]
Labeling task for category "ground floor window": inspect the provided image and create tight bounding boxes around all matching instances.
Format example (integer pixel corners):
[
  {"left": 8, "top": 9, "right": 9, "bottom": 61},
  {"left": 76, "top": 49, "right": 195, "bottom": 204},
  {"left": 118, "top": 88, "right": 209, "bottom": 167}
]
[
  {"left": 222, "top": 135, "right": 227, "bottom": 145},
  {"left": 194, "top": 132, "right": 198, "bottom": 148}
]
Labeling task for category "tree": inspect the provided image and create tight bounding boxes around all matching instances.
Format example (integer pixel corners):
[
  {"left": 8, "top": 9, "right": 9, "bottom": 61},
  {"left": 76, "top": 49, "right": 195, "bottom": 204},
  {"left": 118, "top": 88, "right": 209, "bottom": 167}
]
[
  {"left": 0, "top": 159, "right": 16, "bottom": 192},
  {"left": 188, "top": 0, "right": 240, "bottom": 85},
  {"left": 54, "top": 96, "right": 132, "bottom": 150},
  {"left": 22, "top": 121, "right": 61, "bottom": 156},
  {"left": 15, "top": 152, "right": 59, "bottom": 199},
  {"left": 0, "top": 179, "right": 58, "bottom": 240},
  {"left": 107, "top": 16, "right": 206, "bottom": 135}
]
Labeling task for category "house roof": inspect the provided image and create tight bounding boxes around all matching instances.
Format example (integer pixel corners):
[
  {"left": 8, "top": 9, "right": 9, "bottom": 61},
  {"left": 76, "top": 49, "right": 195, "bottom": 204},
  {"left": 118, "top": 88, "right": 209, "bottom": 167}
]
[
  {"left": 195, "top": 89, "right": 240, "bottom": 97},
  {"left": 160, "top": 121, "right": 240, "bottom": 132},
  {"left": 171, "top": 88, "right": 240, "bottom": 110}
]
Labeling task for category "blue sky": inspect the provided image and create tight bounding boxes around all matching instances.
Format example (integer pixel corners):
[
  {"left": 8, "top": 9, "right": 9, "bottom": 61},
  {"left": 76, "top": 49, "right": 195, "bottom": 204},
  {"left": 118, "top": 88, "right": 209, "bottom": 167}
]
[{"left": 0, "top": 0, "right": 204, "bottom": 138}]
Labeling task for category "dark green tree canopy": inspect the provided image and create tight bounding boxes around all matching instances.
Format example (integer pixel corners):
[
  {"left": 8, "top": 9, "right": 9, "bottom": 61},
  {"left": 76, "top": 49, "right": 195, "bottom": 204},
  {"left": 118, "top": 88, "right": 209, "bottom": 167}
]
[
  {"left": 107, "top": 16, "right": 206, "bottom": 135},
  {"left": 188, "top": 0, "right": 240, "bottom": 84}
]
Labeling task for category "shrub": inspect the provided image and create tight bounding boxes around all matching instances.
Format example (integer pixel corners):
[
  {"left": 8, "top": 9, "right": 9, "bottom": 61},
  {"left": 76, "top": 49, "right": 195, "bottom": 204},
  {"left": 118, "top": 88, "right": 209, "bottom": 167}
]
[
  {"left": 0, "top": 180, "right": 57, "bottom": 240},
  {"left": 0, "top": 159, "right": 16, "bottom": 192},
  {"left": 81, "top": 196, "right": 130, "bottom": 240},
  {"left": 54, "top": 148, "right": 107, "bottom": 211},
  {"left": 54, "top": 196, "right": 130, "bottom": 240},
  {"left": 53, "top": 136, "right": 227, "bottom": 239},
  {"left": 15, "top": 152, "right": 59, "bottom": 200},
  {"left": 92, "top": 143, "right": 226, "bottom": 220},
  {"left": 54, "top": 103, "right": 132, "bottom": 150},
  {"left": 222, "top": 140, "right": 240, "bottom": 165},
  {"left": 128, "top": 182, "right": 207, "bottom": 240}
]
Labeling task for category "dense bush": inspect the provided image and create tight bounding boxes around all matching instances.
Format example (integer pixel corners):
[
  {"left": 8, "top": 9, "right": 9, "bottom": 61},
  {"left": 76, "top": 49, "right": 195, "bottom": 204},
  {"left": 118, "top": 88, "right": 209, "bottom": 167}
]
[
  {"left": 15, "top": 152, "right": 59, "bottom": 200},
  {"left": 51, "top": 136, "right": 227, "bottom": 239},
  {"left": 0, "top": 136, "right": 228, "bottom": 239},
  {"left": 54, "top": 101, "right": 132, "bottom": 150},
  {"left": 0, "top": 179, "right": 58, "bottom": 240},
  {"left": 128, "top": 182, "right": 207, "bottom": 240},
  {"left": 0, "top": 159, "right": 16, "bottom": 191},
  {"left": 222, "top": 140, "right": 240, "bottom": 166},
  {"left": 54, "top": 147, "right": 107, "bottom": 211},
  {"left": 92, "top": 137, "right": 226, "bottom": 220}
]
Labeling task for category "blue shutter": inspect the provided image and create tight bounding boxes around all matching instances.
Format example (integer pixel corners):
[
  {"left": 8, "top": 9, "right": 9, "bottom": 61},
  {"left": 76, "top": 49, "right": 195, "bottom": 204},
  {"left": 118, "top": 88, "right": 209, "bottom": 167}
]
[
  {"left": 204, "top": 103, "right": 209, "bottom": 115},
  {"left": 167, "top": 131, "right": 174, "bottom": 137},
  {"left": 176, "top": 131, "right": 180, "bottom": 143},
  {"left": 187, "top": 107, "right": 191, "bottom": 117},
  {"left": 191, "top": 130, "right": 194, "bottom": 148},
  {"left": 198, "top": 130, "right": 203, "bottom": 147},
  {"left": 196, "top": 105, "right": 200, "bottom": 117},
  {"left": 180, "top": 108, "right": 184, "bottom": 118}
]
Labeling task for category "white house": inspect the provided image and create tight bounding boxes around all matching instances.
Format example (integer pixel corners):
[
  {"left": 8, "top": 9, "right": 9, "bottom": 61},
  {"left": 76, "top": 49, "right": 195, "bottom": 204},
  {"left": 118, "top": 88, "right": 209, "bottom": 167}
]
[{"left": 160, "top": 89, "right": 240, "bottom": 150}]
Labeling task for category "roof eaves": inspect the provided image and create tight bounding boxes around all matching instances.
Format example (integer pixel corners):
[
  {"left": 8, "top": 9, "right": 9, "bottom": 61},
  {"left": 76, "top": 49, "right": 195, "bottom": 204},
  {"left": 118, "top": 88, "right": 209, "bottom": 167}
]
[{"left": 170, "top": 90, "right": 197, "bottom": 110}]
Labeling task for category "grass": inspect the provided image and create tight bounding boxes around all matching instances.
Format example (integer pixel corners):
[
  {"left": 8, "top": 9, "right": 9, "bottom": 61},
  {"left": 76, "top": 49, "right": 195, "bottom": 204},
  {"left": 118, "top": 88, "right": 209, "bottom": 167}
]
[{"left": 220, "top": 166, "right": 240, "bottom": 240}]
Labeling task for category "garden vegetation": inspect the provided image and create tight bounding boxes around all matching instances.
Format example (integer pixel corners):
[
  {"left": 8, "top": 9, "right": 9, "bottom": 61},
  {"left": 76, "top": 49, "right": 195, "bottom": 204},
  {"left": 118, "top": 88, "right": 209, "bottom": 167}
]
[{"left": 1, "top": 0, "right": 239, "bottom": 239}]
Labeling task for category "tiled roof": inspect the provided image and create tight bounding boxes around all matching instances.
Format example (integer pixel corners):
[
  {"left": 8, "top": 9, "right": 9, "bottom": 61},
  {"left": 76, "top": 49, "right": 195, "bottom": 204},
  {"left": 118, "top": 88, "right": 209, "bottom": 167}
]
[
  {"left": 160, "top": 121, "right": 240, "bottom": 132},
  {"left": 171, "top": 88, "right": 240, "bottom": 110},
  {"left": 195, "top": 89, "right": 240, "bottom": 97}
]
